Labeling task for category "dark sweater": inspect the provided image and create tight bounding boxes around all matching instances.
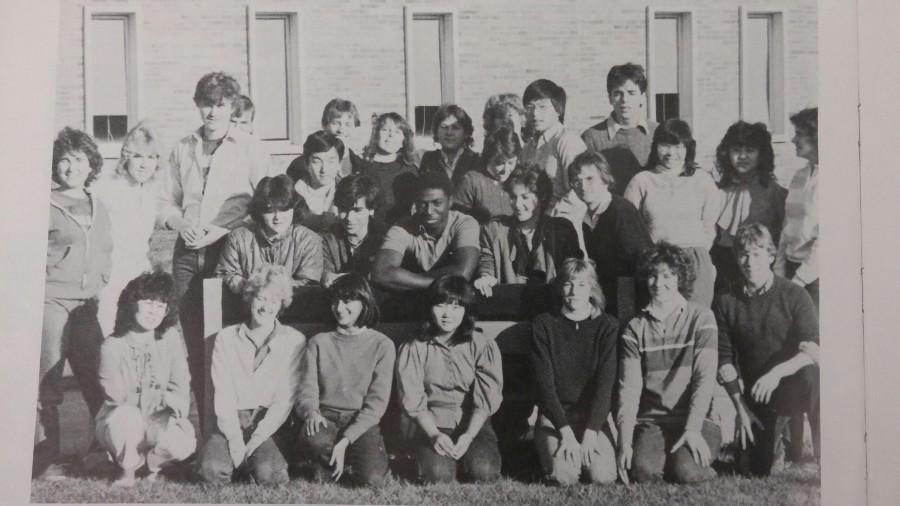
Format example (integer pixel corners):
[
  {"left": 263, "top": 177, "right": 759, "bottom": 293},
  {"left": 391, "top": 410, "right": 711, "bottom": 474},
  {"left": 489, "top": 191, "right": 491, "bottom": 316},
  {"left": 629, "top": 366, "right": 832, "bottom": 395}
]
[
  {"left": 419, "top": 148, "right": 481, "bottom": 188},
  {"left": 713, "top": 275, "right": 818, "bottom": 385},
  {"left": 582, "top": 195, "right": 653, "bottom": 315},
  {"left": 354, "top": 159, "right": 419, "bottom": 226},
  {"left": 531, "top": 312, "right": 619, "bottom": 432},
  {"left": 581, "top": 119, "right": 658, "bottom": 195}
]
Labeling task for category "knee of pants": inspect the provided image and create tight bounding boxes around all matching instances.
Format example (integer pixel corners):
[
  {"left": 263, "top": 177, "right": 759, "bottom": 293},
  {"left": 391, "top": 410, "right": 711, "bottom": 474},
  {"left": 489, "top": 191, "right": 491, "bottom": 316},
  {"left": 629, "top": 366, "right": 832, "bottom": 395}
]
[
  {"left": 199, "top": 453, "right": 233, "bottom": 484},
  {"left": 420, "top": 461, "right": 455, "bottom": 484},
  {"left": 631, "top": 455, "right": 664, "bottom": 484},
  {"left": 356, "top": 463, "right": 389, "bottom": 487},
  {"left": 465, "top": 458, "right": 500, "bottom": 483},
  {"left": 548, "top": 461, "right": 581, "bottom": 485},
  {"left": 98, "top": 406, "right": 144, "bottom": 443},
  {"left": 250, "top": 460, "right": 289, "bottom": 486},
  {"left": 669, "top": 452, "right": 715, "bottom": 484},
  {"left": 155, "top": 426, "right": 197, "bottom": 462},
  {"left": 587, "top": 456, "right": 617, "bottom": 484}
]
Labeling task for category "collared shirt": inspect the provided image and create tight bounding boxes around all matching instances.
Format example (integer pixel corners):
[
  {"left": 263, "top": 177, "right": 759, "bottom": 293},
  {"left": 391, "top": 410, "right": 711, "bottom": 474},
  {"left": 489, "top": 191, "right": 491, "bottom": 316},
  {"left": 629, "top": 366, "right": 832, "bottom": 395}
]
[
  {"left": 582, "top": 198, "right": 613, "bottom": 230},
  {"left": 775, "top": 162, "right": 818, "bottom": 284},
  {"left": 396, "top": 331, "right": 503, "bottom": 429},
  {"left": 161, "top": 127, "right": 272, "bottom": 230},
  {"left": 211, "top": 320, "right": 306, "bottom": 447},
  {"left": 521, "top": 123, "right": 587, "bottom": 203},
  {"left": 617, "top": 296, "right": 718, "bottom": 434},
  {"left": 380, "top": 210, "right": 479, "bottom": 272},
  {"left": 215, "top": 223, "right": 323, "bottom": 294},
  {"left": 742, "top": 272, "right": 775, "bottom": 298},
  {"left": 606, "top": 114, "right": 649, "bottom": 139},
  {"left": 295, "top": 178, "right": 337, "bottom": 216}
]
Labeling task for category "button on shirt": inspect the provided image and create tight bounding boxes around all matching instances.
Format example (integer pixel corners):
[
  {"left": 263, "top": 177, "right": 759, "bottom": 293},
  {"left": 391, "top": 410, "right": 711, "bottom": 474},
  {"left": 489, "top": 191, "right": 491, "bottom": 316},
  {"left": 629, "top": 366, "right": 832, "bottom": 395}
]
[
  {"left": 380, "top": 210, "right": 479, "bottom": 272},
  {"left": 521, "top": 123, "right": 587, "bottom": 204},
  {"left": 161, "top": 127, "right": 272, "bottom": 230},
  {"left": 617, "top": 297, "right": 718, "bottom": 434},
  {"left": 211, "top": 321, "right": 306, "bottom": 448},
  {"left": 396, "top": 331, "right": 503, "bottom": 429}
]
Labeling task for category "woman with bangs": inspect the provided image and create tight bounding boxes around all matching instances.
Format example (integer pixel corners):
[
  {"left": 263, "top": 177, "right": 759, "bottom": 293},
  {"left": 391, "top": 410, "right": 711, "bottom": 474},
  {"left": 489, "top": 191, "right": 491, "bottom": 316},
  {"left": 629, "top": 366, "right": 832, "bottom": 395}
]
[
  {"left": 624, "top": 119, "right": 720, "bottom": 307},
  {"left": 482, "top": 93, "right": 527, "bottom": 140},
  {"left": 396, "top": 275, "right": 503, "bottom": 483},
  {"left": 531, "top": 259, "right": 619, "bottom": 485},
  {"left": 420, "top": 104, "right": 482, "bottom": 188},
  {"left": 474, "top": 164, "right": 582, "bottom": 297},
  {"left": 357, "top": 112, "right": 420, "bottom": 226},
  {"left": 93, "top": 122, "right": 167, "bottom": 335},
  {"left": 95, "top": 271, "right": 195, "bottom": 486},
  {"left": 215, "top": 174, "right": 323, "bottom": 295},
  {"left": 35, "top": 127, "right": 113, "bottom": 478},
  {"left": 200, "top": 265, "right": 307, "bottom": 485},
  {"left": 296, "top": 273, "right": 394, "bottom": 486},
  {"left": 286, "top": 131, "right": 345, "bottom": 233},
  {"left": 712, "top": 121, "right": 787, "bottom": 293},
  {"left": 452, "top": 126, "right": 518, "bottom": 224}
]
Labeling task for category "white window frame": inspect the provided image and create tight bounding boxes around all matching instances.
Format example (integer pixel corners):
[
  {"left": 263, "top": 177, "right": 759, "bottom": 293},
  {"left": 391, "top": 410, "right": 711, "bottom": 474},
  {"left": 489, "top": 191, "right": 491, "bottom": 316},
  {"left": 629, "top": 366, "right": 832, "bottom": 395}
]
[
  {"left": 403, "top": 5, "right": 459, "bottom": 145},
  {"left": 645, "top": 7, "right": 695, "bottom": 126},
  {"left": 83, "top": 3, "right": 142, "bottom": 159},
  {"left": 739, "top": 7, "right": 789, "bottom": 142},
  {"left": 246, "top": 3, "right": 304, "bottom": 155}
]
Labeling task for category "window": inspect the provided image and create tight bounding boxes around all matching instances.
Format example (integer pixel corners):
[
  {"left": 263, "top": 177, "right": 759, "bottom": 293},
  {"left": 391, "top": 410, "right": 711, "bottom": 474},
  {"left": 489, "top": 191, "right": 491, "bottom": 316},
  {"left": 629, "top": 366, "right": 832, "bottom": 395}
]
[
  {"left": 740, "top": 9, "right": 788, "bottom": 139},
  {"left": 404, "top": 7, "right": 458, "bottom": 148},
  {"left": 83, "top": 6, "right": 141, "bottom": 158},
  {"left": 646, "top": 9, "right": 694, "bottom": 125},
  {"left": 247, "top": 6, "right": 302, "bottom": 153}
]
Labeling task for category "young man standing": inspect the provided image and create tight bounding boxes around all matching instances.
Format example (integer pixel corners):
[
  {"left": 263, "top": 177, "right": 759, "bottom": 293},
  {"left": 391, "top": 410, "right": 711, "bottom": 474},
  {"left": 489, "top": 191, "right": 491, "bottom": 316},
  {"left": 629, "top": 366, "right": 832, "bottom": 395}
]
[
  {"left": 714, "top": 223, "right": 819, "bottom": 476},
  {"left": 371, "top": 171, "right": 479, "bottom": 293},
  {"left": 581, "top": 63, "right": 658, "bottom": 195},
  {"left": 159, "top": 72, "right": 272, "bottom": 431}
]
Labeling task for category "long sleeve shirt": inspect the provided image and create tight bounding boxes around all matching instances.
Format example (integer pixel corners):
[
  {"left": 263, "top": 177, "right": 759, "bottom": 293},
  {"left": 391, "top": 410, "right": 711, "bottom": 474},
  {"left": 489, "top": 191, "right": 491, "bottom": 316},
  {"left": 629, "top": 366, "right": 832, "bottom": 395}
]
[
  {"left": 215, "top": 223, "right": 323, "bottom": 294},
  {"left": 211, "top": 321, "right": 306, "bottom": 449},
  {"left": 624, "top": 168, "right": 720, "bottom": 249},
  {"left": 320, "top": 226, "right": 385, "bottom": 282},
  {"left": 91, "top": 173, "right": 160, "bottom": 278},
  {"left": 296, "top": 328, "right": 396, "bottom": 443},
  {"left": 478, "top": 216, "right": 582, "bottom": 284},
  {"left": 521, "top": 123, "right": 586, "bottom": 204},
  {"left": 774, "top": 163, "right": 818, "bottom": 285},
  {"left": 452, "top": 170, "right": 514, "bottom": 223},
  {"left": 420, "top": 148, "right": 482, "bottom": 188},
  {"left": 354, "top": 159, "right": 419, "bottom": 226},
  {"left": 160, "top": 127, "right": 272, "bottom": 231},
  {"left": 617, "top": 298, "right": 718, "bottom": 437},
  {"left": 581, "top": 117, "right": 658, "bottom": 195},
  {"left": 96, "top": 327, "right": 191, "bottom": 423},
  {"left": 714, "top": 275, "right": 818, "bottom": 386},
  {"left": 715, "top": 176, "right": 788, "bottom": 248},
  {"left": 531, "top": 312, "right": 619, "bottom": 432},
  {"left": 396, "top": 331, "right": 503, "bottom": 430},
  {"left": 46, "top": 190, "right": 113, "bottom": 299}
]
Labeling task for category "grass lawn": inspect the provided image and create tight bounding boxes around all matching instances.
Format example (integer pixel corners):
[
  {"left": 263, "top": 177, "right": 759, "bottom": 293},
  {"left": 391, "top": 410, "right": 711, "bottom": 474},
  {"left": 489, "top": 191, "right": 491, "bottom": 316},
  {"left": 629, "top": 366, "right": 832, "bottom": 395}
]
[
  {"left": 31, "top": 466, "right": 819, "bottom": 505},
  {"left": 38, "top": 230, "right": 814, "bottom": 504}
]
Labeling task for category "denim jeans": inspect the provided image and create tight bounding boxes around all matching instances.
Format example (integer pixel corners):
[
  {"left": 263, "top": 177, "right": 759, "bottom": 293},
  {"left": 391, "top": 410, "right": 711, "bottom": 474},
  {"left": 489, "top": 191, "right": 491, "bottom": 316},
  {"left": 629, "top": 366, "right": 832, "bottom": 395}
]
[
  {"left": 296, "top": 407, "right": 389, "bottom": 487},
  {"left": 198, "top": 409, "right": 291, "bottom": 485},
  {"left": 414, "top": 422, "right": 501, "bottom": 484},
  {"left": 34, "top": 296, "right": 104, "bottom": 472},
  {"left": 630, "top": 419, "right": 721, "bottom": 484},
  {"left": 739, "top": 365, "right": 820, "bottom": 476},
  {"left": 171, "top": 236, "right": 225, "bottom": 435}
]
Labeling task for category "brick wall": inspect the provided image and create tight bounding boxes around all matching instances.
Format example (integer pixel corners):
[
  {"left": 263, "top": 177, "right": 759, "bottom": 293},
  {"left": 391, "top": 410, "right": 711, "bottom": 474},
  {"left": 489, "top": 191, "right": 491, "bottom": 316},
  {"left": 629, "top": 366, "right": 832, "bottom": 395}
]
[{"left": 56, "top": 0, "right": 817, "bottom": 183}]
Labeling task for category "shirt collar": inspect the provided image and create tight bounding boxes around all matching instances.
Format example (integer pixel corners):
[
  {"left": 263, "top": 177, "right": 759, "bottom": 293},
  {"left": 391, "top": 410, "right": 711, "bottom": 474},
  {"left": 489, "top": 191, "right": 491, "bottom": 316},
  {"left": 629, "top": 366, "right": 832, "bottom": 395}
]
[
  {"left": 238, "top": 320, "right": 283, "bottom": 352},
  {"left": 606, "top": 114, "right": 648, "bottom": 138},
  {"left": 191, "top": 126, "right": 238, "bottom": 145},
  {"left": 742, "top": 272, "right": 775, "bottom": 297},
  {"left": 416, "top": 212, "right": 453, "bottom": 240},
  {"left": 539, "top": 122, "right": 565, "bottom": 142},
  {"left": 643, "top": 294, "right": 688, "bottom": 322}
]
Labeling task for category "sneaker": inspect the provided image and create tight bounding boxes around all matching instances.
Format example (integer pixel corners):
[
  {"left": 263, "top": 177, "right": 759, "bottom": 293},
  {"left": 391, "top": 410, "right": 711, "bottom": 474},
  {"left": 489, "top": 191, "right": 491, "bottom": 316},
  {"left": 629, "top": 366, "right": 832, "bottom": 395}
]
[{"left": 36, "top": 462, "right": 69, "bottom": 481}]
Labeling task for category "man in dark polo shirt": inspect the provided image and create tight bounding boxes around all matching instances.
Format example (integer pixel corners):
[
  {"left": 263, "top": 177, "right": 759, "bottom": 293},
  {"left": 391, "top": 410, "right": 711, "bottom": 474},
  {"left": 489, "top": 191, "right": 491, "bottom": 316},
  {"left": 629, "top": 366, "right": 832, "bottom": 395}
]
[
  {"left": 371, "top": 171, "right": 479, "bottom": 292},
  {"left": 713, "top": 223, "right": 819, "bottom": 476},
  {"left": 581, "top": 63, "right": 658, "bottom": 195}
]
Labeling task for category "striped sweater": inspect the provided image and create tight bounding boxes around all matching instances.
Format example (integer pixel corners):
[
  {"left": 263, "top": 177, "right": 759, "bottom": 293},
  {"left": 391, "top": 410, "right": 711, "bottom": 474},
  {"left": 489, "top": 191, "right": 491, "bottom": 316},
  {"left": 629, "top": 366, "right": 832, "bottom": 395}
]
[{"left": 616, "top": 298, "right": 718, "bottom": 437}]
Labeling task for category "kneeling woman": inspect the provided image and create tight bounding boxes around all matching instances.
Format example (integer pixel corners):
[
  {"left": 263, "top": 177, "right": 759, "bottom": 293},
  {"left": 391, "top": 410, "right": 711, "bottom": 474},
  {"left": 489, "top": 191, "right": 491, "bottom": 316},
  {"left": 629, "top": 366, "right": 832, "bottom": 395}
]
[
  {"left": 296, "top": 274, "right": 395, "bottom": 486},
  {"left": 200, "top": 265, "right": 307, "bottom": 485},
  {"left": 396, "top": 275, "right": 503, "bottom": 483},
  {"left": 95, "top": 271, "right": 196, "bottom": 486},
  {"left": 531, "top": 259, "right": 619, "bottom": 485},
  {"left": 616, "top": 243, "right": 720, "bottom": 484}
]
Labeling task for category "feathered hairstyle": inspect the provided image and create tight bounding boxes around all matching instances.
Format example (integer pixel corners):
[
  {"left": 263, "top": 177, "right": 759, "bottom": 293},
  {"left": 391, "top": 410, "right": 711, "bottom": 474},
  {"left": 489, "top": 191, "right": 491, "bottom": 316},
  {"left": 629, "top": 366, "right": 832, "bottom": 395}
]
[
  {"left": 113, "top": 122, "right": 164, "bottom": 181},
  {"left": 249, "top": 174, "right": 301, "bottom": 225},
  {"left": 241, "top": 264, "right": 294, "bottom": 313},
  {"left": 363, "top": 112, "right": 418, "bottom": 166},
  {"left": 554, "top": 258, "right": 606, "bottom": 317},
  {"left": 113, "top": 270, "right": 179, "bottom": 339},
  {"left": 636, "top": 242, "right": 696, "bottom": 299}
]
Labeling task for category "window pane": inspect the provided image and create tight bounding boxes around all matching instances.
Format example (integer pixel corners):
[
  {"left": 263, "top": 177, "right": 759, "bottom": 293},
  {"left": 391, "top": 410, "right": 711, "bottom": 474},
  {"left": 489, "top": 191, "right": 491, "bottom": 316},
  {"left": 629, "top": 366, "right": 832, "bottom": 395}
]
[
  {"left": 254, "top": 17, "right": 290, "bottom": 140},
  {"left": 745, "top": 16, "right": 771, "bottom": 125},
  {"left": 653, "top": 16, "right": 680, "bottom": 122},
  {"left": 412, "top": 17, "right": 443, "bottom": 135},
  {"left": 90, "top": 16, "right": 129, "bottom": 143}
]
